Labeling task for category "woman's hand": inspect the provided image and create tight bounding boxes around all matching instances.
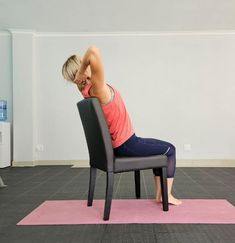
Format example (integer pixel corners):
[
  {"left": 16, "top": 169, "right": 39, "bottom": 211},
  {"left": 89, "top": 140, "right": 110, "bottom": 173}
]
[
  {"left": 74, "top": 70, "right": 91, "bottom": 91},
  {"left": 73, "top": 71, "right": 88, "bottom": 85}
]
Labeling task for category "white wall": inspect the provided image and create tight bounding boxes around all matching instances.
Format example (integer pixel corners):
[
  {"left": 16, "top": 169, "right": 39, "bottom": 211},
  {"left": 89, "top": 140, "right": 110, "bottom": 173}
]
[
  {"left": 0, "top": 31, "right": 12, "bottom": 122},
  {"left": 31, "top": 32, "right": 235, "bottom": 161},
  {"left": 1, "top": 1, "right": 235, "bottom": 165},
  {"left": 4, "top": 31, "right": 234, "bottom": 162}
]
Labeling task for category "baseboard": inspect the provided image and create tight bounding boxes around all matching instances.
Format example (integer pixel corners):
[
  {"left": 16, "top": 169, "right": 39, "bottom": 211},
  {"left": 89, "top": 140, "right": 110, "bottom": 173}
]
[
  {"left": 12, "top": 159, "right": 235, "bottom": 168},
  {"left": 12, "top": 160, "right": 89, "bottom": 167},
  {"left": 12, "top": 160, "right": 35, "bottom": 167},
  {"left": 177, "top": 159, "right": 235, "bottom": 167},
  {"left": 70, "top": 160, "right": 90, "bottom": 168}
]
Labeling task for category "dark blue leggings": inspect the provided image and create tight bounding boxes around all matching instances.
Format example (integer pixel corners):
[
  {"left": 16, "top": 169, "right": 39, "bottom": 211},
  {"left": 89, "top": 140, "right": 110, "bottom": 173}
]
[{"left": 114, "top": 134, "right": 176, "bottom": 178}]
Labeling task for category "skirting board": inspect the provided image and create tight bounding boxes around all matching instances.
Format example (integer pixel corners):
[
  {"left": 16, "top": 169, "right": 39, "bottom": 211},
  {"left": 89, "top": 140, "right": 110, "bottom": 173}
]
[
  {"left": 12, "top": 160, "right": 88, "bottom": 167},
  {"left": 12, "top": 159, "right": 235, "bottom": 167}
]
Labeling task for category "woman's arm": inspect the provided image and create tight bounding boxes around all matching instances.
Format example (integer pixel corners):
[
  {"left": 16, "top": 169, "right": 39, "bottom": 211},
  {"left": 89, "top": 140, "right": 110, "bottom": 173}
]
[
  {"left": 75, "top": 46, "right": 105, "bottom": 90},
  {"left": 75, "top": 46, "right": 111, "bottom": 103}
]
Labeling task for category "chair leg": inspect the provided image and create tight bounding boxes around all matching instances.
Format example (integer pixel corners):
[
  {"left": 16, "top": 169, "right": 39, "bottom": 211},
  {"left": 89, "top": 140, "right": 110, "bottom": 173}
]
[
  {"left": 134, "top": 170, "right": 141, "bottom": 199},
  {"left": 87, "top": 167, "right": 97, "bottom": 207},
  {"left": 160, "top": 167, "right": 169, "bottom": 211},
  {"left": 103, "top": 172, "right": 114, "bottom": 221}
]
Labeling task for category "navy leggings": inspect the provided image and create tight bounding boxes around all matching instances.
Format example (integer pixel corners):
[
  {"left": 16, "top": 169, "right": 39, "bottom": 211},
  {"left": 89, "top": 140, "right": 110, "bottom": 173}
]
[{"left": 114, "top": 134, "right": 176, "bottom": 178}]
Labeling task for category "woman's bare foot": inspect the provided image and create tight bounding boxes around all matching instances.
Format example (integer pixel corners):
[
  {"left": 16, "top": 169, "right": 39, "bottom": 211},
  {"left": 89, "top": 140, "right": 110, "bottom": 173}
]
[
  {"left": 155, "top": 177, "right": 182, "bottom": 206},
  {"left": 168, "top": 195, "right": 182, "bottom": 205},
  {"left": 156, "top": 194, "right": 182, "bottom": 206},
  {"left": 156, "top": 194, "right": 162, "bottom": 203}
]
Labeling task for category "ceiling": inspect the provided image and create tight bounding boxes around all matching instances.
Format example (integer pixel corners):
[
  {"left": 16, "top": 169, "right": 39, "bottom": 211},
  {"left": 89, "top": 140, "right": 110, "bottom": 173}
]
[{"left": 0, "top": 0, "right": 235, "bottom": 32}]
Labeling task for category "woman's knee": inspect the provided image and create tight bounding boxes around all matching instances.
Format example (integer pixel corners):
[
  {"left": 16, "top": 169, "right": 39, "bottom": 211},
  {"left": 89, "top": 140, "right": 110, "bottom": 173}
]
[
  {"left": 171, "top": 144, "right": 176, "bottom": 153},
  {"left": 166, "top": 143, "right": 176, "bottom": 156}
]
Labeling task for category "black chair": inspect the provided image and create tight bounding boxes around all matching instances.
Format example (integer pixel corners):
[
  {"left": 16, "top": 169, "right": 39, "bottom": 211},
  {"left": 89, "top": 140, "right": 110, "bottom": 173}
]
[{"left": 77, "top": 98, "right": 169, "bottom": 220}]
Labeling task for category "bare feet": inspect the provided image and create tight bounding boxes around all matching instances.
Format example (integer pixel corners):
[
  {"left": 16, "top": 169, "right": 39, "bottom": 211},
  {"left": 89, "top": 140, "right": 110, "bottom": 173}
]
[
  {"left": 156, "top": 194, "right": 182, "bottom": 206},
  {"left": 154, "top": 176, "right": 182, "bottom": 206},
  {"left": 168, "top": 195, "right": 182, "bottom": 205}
]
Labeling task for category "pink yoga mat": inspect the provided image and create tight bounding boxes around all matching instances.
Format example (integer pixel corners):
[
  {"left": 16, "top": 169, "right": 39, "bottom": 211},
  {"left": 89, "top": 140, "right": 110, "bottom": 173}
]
[{"left": 17, "top": 199, "right": 235, "bottom": 225}]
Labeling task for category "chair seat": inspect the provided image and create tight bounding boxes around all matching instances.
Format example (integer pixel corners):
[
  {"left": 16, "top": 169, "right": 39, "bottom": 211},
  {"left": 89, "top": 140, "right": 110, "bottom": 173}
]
[{"left": 114, "top": 155, "right": 168, "bottom": 173}]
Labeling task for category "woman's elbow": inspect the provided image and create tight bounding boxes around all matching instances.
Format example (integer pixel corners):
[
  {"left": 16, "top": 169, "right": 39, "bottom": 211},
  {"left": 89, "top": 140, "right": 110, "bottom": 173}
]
[{"left": 88, "top": 46, "right": 100, "bottom": 55}]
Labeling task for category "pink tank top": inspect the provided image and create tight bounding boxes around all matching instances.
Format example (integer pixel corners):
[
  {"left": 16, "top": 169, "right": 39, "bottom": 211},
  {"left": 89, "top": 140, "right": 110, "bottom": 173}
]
[{"left": 81, "top": 82, "right": 134, "bottom": 148}]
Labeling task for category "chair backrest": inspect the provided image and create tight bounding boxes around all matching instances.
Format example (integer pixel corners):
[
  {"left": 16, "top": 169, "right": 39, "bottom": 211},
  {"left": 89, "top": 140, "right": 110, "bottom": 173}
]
[{"left": 77, "top": 98, "right": 114, "bottom": 172}]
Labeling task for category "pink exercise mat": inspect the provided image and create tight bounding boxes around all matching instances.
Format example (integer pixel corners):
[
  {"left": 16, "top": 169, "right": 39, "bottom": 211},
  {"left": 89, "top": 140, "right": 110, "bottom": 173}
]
[{"left": 17, "top": 199, "right": 235, "bottom": 225}]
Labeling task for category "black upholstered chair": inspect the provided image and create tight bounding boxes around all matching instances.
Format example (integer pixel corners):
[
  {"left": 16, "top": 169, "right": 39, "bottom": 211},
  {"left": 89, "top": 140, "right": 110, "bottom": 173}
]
[{"left": 77, "top": 98, "right": 169, "bottom": 220}]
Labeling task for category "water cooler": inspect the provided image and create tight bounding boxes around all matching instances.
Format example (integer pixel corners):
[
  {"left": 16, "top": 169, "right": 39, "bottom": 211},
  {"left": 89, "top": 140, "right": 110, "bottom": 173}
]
[{"left": 0, "top": 122, "right": 11, "bottom": 168}]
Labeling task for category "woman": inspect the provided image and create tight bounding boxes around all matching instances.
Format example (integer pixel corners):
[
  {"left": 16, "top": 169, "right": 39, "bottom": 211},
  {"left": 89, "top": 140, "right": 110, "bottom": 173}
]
[{"left": 62, "top": 46, "right": 182, "bottom": 205}]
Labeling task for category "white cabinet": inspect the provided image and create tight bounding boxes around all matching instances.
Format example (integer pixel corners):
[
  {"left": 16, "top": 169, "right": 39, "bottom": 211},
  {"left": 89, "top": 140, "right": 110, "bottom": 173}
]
[{"left": 0, "top": 122, "right": 11, "bottom": 168}]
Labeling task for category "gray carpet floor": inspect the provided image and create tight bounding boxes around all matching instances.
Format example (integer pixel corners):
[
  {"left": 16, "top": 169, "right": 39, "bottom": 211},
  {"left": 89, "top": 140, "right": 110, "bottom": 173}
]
[{"left": 0, "top": 166, "right": 235, "bottom": 243}]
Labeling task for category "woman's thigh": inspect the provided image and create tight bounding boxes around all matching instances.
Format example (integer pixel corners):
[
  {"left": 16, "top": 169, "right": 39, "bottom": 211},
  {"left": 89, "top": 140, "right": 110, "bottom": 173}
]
[{"left": 114, "top": 136, "right": 173, "bottom": 157}]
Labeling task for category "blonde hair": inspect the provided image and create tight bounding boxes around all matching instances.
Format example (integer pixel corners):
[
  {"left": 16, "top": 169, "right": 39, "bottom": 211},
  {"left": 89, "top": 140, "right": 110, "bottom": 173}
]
[{"left": 62, "top": 54, "right": 82, "bottom": 82}]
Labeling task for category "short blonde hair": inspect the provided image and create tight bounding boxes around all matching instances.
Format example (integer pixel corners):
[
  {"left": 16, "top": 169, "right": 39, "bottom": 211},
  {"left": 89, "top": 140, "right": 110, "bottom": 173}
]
[{"left": 62, "top": 54, "right": 82, "bottom": 82}]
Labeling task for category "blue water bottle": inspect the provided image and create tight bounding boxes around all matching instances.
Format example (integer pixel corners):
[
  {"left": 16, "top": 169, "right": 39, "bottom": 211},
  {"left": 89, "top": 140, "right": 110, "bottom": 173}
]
[{"left": 0, "top": 100, "right": 7, "bottom": 121}]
